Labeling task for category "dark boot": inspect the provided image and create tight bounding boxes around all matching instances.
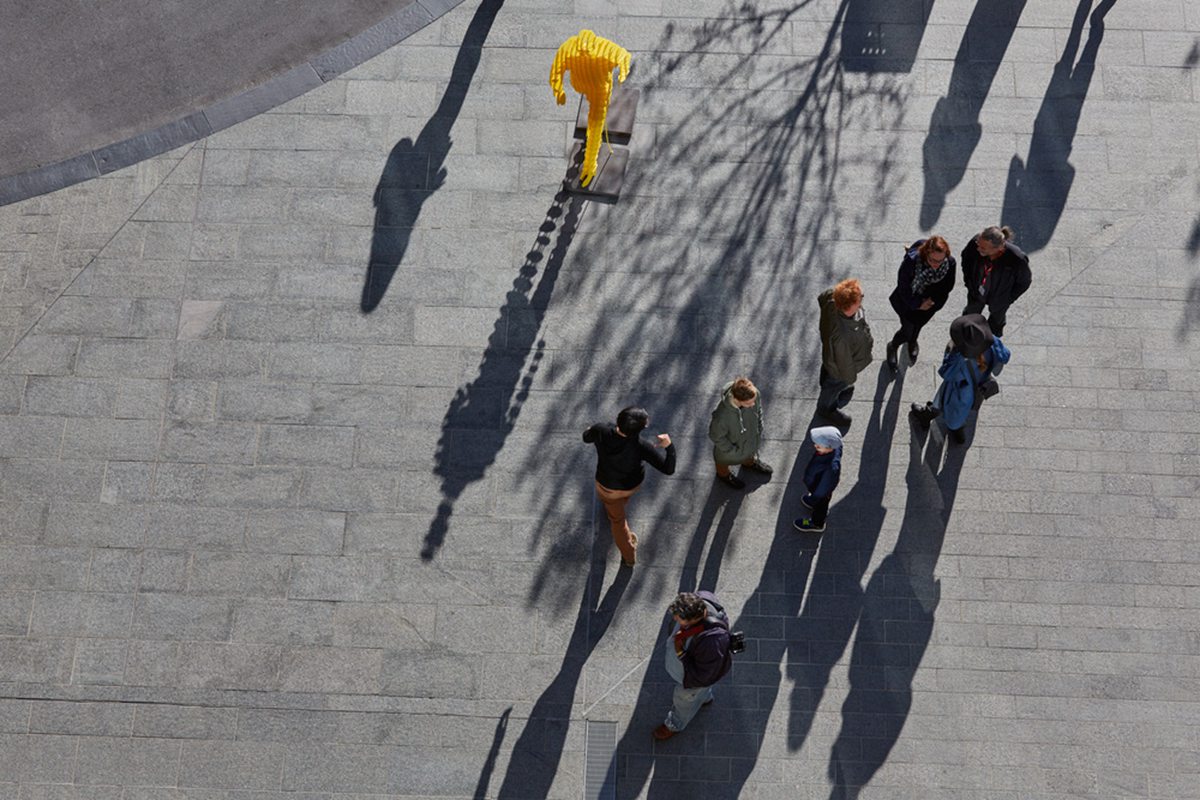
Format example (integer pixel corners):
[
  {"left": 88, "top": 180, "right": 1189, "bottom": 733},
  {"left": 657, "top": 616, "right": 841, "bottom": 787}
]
[
  {"left": 910, "top": 402, "right": 938, "bottom": 429},
  {"left": 886, "top": 339, "right": 899, "bottom": 372},
  {"left": 908, "top": 340, "right": 919, "bottom": 363}
]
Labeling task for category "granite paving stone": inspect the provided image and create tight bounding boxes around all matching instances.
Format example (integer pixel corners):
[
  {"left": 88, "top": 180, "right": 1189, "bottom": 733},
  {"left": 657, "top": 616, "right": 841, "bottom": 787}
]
[{"left": 1, "top": 1, "right": 1200, "bottom": 798}]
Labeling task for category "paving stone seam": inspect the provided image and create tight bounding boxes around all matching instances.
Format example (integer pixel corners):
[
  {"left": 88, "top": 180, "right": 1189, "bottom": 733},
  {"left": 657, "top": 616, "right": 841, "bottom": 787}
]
[{"left": 0, "top": 145, "right": 199, "bottom": 370}]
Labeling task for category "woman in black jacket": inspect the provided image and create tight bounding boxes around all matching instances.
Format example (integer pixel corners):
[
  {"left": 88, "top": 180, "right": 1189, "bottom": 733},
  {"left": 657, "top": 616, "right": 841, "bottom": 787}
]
[{"left": 886, "top": 235, "right": 956, "bottom": 371}]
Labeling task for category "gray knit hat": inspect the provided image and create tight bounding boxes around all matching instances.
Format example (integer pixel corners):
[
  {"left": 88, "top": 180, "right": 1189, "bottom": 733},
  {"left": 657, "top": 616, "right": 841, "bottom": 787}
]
[{"left": 810, "top": 426, "right": 843, "bottom": 450}]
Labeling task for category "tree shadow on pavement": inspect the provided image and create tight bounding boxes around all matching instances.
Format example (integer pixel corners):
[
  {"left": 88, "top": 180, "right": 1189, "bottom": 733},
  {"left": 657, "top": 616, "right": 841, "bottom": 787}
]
[
  {"left": 1174, "top": 186, "right": 1200, "bottom": 340},
  {"left": 493, "top": 539, "right": 631, "bottom": 799},
  {"left": 1001, "top": 0, "right": 1116, "bottom": 253},
  {"left": 423, "top": 187, "right": 584, "bottom": 560},
  {"left": 611, "top": 370, "right": 905, "bottom": 797},
  {"left": 521, "top": 0, "right": 909, "bottom": 618},
  {"left": 919, "top": 0, "right": 1028, "bottom": 230},
  {"left": 362, "top": 0, "right": 506, "bottom": 312},
  {"left": 825, "top": 419, "right": 968, "bottom": 799}
]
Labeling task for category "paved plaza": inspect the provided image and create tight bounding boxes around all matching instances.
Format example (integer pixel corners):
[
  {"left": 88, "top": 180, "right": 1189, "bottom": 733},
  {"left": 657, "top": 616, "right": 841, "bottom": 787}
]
[{"left": 2, "top": 0, "right": 1200, "bottom": 797}]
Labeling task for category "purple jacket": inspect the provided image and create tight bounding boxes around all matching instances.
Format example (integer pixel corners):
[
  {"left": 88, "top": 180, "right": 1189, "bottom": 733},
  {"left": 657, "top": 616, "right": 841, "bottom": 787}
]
[{"left": 681, "top": 592, "right": 734, "bottom": 689}]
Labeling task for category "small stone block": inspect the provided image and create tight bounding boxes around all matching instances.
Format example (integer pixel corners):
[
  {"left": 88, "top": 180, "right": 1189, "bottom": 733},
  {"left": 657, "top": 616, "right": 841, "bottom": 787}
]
[
  {"left": 574, "top": 85, "right": 640, "bottom": 143},
  {"left": 565, "top": 143, "right": 629, "bottom": 203}
]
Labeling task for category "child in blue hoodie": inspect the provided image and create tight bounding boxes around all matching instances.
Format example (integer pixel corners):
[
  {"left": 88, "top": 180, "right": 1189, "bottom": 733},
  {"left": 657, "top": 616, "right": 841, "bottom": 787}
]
[{"left": 793, "top": 426, "right": 842, "bottom": 533}]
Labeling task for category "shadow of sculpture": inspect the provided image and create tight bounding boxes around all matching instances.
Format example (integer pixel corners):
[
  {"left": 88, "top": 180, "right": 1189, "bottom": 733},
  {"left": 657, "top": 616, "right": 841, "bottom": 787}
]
[
  {"left": 1001, "top": 0, "right": 1116, "bottom": 253},
  {"left": 362, "top": 0, "right": 506, "bottom": 312},
  {"left": 825, "top": 420, "right": 968, "bottom": 799},
  {"left": 521, "top": 0, "right": 909, "bottom": 623},
  {"left": 494, "top": 542, "right": 631, "bottom": 799},
  {"left": 424, "top": 187, "right": 583, "bottom": 560},
  {"left": 919, "top": 0, "right": 1028, "bottom": 229}
]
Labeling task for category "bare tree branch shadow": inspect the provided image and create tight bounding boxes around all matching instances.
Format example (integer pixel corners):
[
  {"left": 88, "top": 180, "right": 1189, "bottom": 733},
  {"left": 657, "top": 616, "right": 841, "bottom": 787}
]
[{"left": 520, "top": 0, "right": 911, "bottom": 616}]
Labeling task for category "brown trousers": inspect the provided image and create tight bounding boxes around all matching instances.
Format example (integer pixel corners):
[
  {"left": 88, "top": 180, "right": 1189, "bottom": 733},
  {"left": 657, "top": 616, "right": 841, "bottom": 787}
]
[{"left": 595, "top": 480, "right": 641, "bottom": 563}]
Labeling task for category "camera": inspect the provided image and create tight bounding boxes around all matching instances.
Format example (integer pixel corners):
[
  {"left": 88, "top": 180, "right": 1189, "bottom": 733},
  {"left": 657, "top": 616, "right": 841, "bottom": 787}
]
[{"left": 729, "top": 630, "right": 746, "bottom": 654}]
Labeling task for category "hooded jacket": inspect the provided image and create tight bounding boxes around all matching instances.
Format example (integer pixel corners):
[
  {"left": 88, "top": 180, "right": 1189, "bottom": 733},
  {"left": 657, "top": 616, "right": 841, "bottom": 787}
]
[
  {"left": 678, "top": 592, "right": 733, "bottom": 689},
  {"left": 708, "top": 383, "right": 764, "bottom": 466},
  {"left": 935, "top": 337, "right": 1011, "bottom": 430},
  {"left": 818, "top": 289, "right": 874, "bottom": 383}
]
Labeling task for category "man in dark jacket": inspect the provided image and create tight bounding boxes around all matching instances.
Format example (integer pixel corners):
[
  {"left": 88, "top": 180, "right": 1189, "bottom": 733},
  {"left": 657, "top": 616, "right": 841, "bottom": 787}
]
[
  {"left": 583, "top": 406, "right": 676, "bottom": 568},
  {"left": 961, "top": 225, "right": 1031, "bottom": 336},
  {"left": 653, "top": 591, "right": 733, "bottom": 740},
  {"left": 817, "top": 278, "right": 874, "bottom": 427}
]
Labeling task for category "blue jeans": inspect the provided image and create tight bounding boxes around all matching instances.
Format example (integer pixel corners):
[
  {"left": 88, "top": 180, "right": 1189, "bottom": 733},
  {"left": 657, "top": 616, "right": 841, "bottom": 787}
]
[{"left": 663, "top": 632, "right": 714, "bottom": 732}]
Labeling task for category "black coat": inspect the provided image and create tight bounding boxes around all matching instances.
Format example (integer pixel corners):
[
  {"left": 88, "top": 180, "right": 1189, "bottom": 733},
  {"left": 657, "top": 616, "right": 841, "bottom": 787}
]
[
  {"left": 960, "top": 237, "right": 1032, "bottom": 317},
  {"left": 888, "top": 240, "right": 956, "bottom": 326}
]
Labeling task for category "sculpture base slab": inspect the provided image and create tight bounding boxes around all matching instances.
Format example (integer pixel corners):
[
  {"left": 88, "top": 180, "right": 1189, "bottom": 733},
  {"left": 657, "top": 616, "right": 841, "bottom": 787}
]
[
  {"left": 566, "top": 142, "right": 628, "bottom": 203},
  {"left": 574, "top": 85, "right": 640, "bottom": 144}
]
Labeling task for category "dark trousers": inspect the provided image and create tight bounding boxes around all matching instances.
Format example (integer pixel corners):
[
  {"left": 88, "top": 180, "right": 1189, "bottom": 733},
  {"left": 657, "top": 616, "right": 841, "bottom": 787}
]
[
  {"left": 807, "top": 494, "right": 831, "bottom": 525},
  {"left": 963, "top": 299, "right": 1006, "bottom": 337},
  {"left": 890, "top": 315, "right": 928, "bottom": 350},
  {"left": 816, "top": 368, "right": 854, "bottom": 415}
]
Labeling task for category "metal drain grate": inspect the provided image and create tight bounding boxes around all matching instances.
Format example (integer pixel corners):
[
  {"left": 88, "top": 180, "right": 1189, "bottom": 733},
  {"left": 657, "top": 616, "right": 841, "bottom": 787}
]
[{"left": 584, "top": 719, "right": 617, "bottom": 800}]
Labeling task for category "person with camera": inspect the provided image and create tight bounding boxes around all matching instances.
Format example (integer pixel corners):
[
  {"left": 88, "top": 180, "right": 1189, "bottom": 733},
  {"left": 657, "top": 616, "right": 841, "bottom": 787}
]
[{"left": 653, "top": 591, "right": 740, "bottom": 740}]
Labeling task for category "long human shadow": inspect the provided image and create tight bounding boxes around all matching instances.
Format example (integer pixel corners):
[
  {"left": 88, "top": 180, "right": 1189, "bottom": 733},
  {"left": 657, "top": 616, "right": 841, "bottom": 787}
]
[
  {"left": 919, "top": 0, "right": 1028, "bottom": 229},
  {"left": 522, "top": 0, "right": 909, "bottom": 621},
  {"left": 471, "top": 707, "right": 511, "bottom": 799},
  {"left": 1000, "top": 0, "right": 1116, "bottom": 253},
  {"left": 422, "top": 188, "right": 583, "bottom": 560},
  {"left": 785, "top": 367, "right": 905, "bottom": 753},
  {"left": 825, "top": 420, "right": 969, "bottom": 799},
  {"left": 607, "top": 478, "right": 758, "bottom": 798},
  {"left": 493, "top": 540, "right": 631, "bottom": 799},
  {"left": 362, "top": 0, "right": 506, "bottom": 312}
]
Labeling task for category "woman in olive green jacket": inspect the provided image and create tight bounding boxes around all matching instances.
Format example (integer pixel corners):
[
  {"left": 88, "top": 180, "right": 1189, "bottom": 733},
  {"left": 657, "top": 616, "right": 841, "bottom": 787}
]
[{"left": 708, "top": 377, "right": 773, "bottom": 490}]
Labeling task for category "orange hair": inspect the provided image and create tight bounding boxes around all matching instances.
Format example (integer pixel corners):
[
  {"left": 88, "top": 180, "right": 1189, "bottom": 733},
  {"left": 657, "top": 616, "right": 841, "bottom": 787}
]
[{"left": 832, "top": 278, "right": 863, "bottom": 312}]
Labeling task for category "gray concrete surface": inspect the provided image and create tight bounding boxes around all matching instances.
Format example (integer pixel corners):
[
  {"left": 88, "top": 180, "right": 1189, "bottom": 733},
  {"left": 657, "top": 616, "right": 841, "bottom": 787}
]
[
  {"left": 0, "top": 0, "right": 464, "bottom": 202},
  {"left": 1, "top": 0, "right": 1200, "bottom": 798}
]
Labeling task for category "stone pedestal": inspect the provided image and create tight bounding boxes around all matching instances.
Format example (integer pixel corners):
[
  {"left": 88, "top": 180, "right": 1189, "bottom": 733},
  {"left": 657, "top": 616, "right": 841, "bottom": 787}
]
[
  {"left": 565, "top": 142, "right": 628, "bottom": 203},
  {"left": 574, "top": 85, "right": 640, "bottom": 144}
]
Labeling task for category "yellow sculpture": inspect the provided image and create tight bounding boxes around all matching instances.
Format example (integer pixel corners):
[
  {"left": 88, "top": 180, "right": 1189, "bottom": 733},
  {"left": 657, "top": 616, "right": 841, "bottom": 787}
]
[{"left": 550, "top": 29, "right": 632, "bottom": 187}]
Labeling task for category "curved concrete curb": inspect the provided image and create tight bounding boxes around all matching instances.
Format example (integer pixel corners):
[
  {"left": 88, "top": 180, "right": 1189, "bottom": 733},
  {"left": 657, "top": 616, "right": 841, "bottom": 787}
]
[{"left": 0, "top": 0, "right": 465, "bottom": 207}]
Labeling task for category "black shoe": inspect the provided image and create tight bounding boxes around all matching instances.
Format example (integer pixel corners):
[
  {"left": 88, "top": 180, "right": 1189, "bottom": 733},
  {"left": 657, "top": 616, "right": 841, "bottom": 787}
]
[
  {"left": 886, "top": 341, "right": 899, "bottom": 372},
  {"left": 910, "top": 402, "right": 937, "bottom": 429},
  {"left": 718, "top": 472, "right": 745, "bottom": 490},
  {"left": 908, "top": 341, "right": 919, "bottom": 363},
  {"left": 800, "top": 494, "right": 813, "bottom": 510},
  {"left": 821, "top": 408, "right": 852, "bottom": 427},
  {"left": 948, "top": 427, "right": 965, "bottom": 444},
  {"left": 744, "top": 458, "right": 773, "bottom": 475}
]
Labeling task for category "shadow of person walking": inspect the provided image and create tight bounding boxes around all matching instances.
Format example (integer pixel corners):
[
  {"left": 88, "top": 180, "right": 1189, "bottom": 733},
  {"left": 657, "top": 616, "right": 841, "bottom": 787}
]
[
  {"left": 919, "top": 0, "right": 1028, "bottom": 229},
  {"left": 423, "top": 188, "right": 583, "bottom": 560},
  {"left": 492, "top": 543, "right": 631, "bottom": 799},
  {"left": 471, "top": 707, "right": 511, "bottom": 799},
  {"left": 1001, "top": 0, "right": 1116, "bottom": 253},
  {"left": 786, "top": 367, "right": 905, "bottom": 753},
  {"left": 362, "top": 0, "right": 506, "bottom": 312},
  {"left": 824, "top": 420, "right": 969, "bottom": 799}
]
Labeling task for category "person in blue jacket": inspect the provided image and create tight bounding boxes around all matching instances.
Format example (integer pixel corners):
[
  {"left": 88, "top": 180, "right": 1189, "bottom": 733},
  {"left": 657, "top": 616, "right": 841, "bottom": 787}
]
[
  {"left": 793, "top": 426, "right": 843, "bottom": 533},
  {"left": 911, "top": 314, "right": 1010, "bottom": 443}
]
